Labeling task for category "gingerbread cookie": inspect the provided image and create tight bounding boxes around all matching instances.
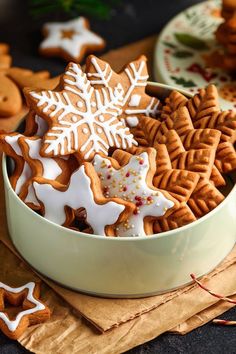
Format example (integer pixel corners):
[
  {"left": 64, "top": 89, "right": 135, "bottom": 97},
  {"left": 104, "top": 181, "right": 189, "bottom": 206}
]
[
  {"left": 0, "top": 43, "right": 12, "bottom": 70},
  {"left": 188, "top": 178, "right": 225, "bottom": 218},
  {"left": 0, "top": 281, "right": 50, "bottom": 340},
  {"left": 153, "top": 204, "right": 196, "bottom": 233},
  {"left": 6, "top": 67, "right": 59, "bottom": 90},
  {"left": 39, "top": 17, "right": 105, "bottom": 63},
  {"left": 0, "top": 73, "right": 22, "bottom": 117},
  {"left": 0, "top": 133, "right": 50, "bottom": 209},
  {"left": 24, "top": 111, "right": 48, "bottom": 137},
  {"left": 33, "top": 162, "right": 134, "bottom": 235},
  {"left": 18, "top": 136, "right": 73, "bottom": 208},
  {"left": 86, "top": 55, "right": 160, "bottom": 124},
  {"left": 25, "top": 61, "right": 137, "bottom": 160},
  {"left": 0, "top": 133, "right": 31, "bottom": 194},
  {"left": 93, "top": 148, "right": 176, "bottom": 237},
  {"left": 153, "top": 169, "right": 200, "bottom": 203}
]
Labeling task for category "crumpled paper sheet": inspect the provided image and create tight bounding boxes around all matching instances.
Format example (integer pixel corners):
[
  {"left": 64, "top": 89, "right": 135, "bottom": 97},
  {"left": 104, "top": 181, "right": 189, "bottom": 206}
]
[{"left": 2, "top": 241, "right": 236, "bottom": 354}]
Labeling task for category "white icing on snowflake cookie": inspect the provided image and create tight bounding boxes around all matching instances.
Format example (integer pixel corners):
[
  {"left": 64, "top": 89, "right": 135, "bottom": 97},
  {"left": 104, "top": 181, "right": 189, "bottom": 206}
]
[
  {"left": 39, "top": 17, "right": 105, "bottom": 63},
  {"left": 93, "top": 149, "right": 175, "bottom": 237},
  {"left": 86, "top": 55, "right": 160, "bottom": 124},
  {"left": 26, "top": 62, "right": 137, "bottom": 160},
  {"left": 33, "top": 163, "right": 133, "bottom": 235}
]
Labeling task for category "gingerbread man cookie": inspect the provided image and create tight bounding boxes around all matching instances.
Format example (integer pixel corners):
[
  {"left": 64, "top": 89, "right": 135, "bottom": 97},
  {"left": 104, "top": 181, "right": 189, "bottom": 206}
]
[
  {"left": 0, "top": 281, "right": 50, "bottom": 340},
  {"left": 39, "top": 17, "right": 105, "bottom": 63}
]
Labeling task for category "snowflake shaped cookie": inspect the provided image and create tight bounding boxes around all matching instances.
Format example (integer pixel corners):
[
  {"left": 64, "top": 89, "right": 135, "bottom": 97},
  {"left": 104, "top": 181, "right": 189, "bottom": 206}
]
[
  {"left": 25, "top": 62, "right": 137, "bottom": 160},
  {"left": 39, "top": 17, "right": 105, "bottom": 62},
  {"left": 93, "top": 148, "right": 175, "bottom": 237},
  {"left": 86, "top": 55, "right": 160, "bottom": 127}
]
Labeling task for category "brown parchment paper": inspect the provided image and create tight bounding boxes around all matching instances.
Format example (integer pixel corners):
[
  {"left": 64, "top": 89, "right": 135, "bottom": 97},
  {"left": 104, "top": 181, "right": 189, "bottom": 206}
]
[{"left": 2, "top": 241, "right": 236, "bottom": 354}]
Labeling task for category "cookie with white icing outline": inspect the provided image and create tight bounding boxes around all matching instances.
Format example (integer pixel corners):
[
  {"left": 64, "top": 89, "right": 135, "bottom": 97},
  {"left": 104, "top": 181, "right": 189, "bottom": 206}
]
[
  {"left": 24, "top": 110, "right": 48, "bottom": 137},
  {"left": 33, "top": 162, "right": 135, "bottom": 235},
  {"left": 25, "top": 61, "right": 137, "bottom": 160},
  {"left": 0, "top": 132, "right": 32, "bottom": 195},
  {"left": 86, "top": 55, "right": 160, "bottom": 126},
  {"left": 39, "top": 17, "right": 105, "bottom": 63},
  {"left": 18, "top": 136, "right": 73, "bottom": 209},
  {"left": 0, "top": 281, "right": 50, "bottom": 340},
  {"left": 93, "top": 148, "right": 177, "bottom": 237}
]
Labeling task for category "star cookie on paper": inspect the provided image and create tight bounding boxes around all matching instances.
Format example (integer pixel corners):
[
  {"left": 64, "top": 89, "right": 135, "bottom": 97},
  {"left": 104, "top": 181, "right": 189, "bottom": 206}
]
[
  {"left": 0, "top": 281, "right": 50, "bottom": 340},
  {"left": 39, "top": 17, "right": 105, "bottom": 63},
  {"left": 25, "top": 62, "right": 137, "bottom": 160},
  {"left": 86, "top": 55, "right": 160, "bottom": 126},
  {"left": 93, "top": 148, "right": 176, "bottom": 237}
]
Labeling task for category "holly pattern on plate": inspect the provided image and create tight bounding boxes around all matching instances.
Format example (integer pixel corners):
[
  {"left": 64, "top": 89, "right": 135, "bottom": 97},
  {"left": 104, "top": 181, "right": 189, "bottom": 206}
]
[{"left": 155, "top": 0, "right": 236, "bottom": 109}]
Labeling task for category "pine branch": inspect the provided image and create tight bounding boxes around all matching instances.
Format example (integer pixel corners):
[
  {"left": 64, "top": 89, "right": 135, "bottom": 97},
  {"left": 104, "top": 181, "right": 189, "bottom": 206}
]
[{"left": 30, "top": 0, "right": 121, "bottom": 19}]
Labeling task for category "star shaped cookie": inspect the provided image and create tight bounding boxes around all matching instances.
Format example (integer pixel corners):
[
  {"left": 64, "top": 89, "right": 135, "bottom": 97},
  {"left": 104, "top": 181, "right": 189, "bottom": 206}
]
[
  {"left": 39, "top": 17, "right": 105, "bottom": 63},
  {"left": 93, "top": 148, "right": 176, "bottom": 237},
  {"left": 0, "top": 281, "right": 50, "bottom": 340}
]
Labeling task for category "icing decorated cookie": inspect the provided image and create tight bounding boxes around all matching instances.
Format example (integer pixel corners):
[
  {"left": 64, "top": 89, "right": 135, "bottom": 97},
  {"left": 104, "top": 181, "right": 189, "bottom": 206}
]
[
  {"left": 39, "top": 17, "right": 105, "bottom": 63},
  {"left": 33, "top": 162, "right": 134, "bottom": 235},
  {"left": 24, "top": 110, "right": 48, "bottom": 137},
  {"left": 25, "top": 61, "right": 137, "bottom": 160},
  {"left": 0, "top": 281, "right": 50, "bottom": 340},
  {"left": 86, "top": 55, "right": 160, "bottom": 125},
  {"left": 93, "top": 148, "right": 176, "bottom": 237},
  {"left": 18, "top": 136, "right": 72, "bottom": 208},
  {"left": 0, "top": 132, "right": 32, "bottom": 195}
]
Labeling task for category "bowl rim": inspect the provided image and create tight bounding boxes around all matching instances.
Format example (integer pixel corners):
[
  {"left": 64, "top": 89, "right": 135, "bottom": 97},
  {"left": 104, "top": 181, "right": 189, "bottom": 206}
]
[{"left": 3, "top": 81, "right": 236, "bottom": 242}]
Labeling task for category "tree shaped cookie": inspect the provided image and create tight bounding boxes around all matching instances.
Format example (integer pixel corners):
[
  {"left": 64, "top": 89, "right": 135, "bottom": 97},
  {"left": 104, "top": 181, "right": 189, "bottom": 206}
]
[
  {"left": 39, "top": 17, "right": 105, "bottom": 63},
  {"left": 33, "top": 162, "right": 134, "bottom": 236},
  {"left": 25, "top": 62, "right": 137, "bottom": 160},
  {"left": 86, "top": 55, "right": 160, "bottom": 125},
  {"left": 0, "top": 281, "right": 50, "bottom": 340},
  {"left": 93, "top": 148, "right": 176, "bottom": 237}
]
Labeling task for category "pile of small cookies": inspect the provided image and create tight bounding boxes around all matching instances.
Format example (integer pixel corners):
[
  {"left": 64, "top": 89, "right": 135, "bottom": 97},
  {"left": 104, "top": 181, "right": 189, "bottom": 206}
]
[
  {"left": 1, "top": 55, "right": 235, "bottom": 237},
  {"left": 0, "top": 42, "right": 59, "bottom": 119}
]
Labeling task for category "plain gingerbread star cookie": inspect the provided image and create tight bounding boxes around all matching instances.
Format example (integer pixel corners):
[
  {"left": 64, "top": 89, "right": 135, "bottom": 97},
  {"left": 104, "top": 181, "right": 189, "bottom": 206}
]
[{"left": 39, "top": 17, "right": 105, "bottom": 63}]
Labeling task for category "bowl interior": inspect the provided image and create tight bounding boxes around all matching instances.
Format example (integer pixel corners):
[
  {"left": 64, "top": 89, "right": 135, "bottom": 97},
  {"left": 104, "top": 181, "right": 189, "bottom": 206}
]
[{"left": 4, "top": 81, "right": 236, "bottom": 240}]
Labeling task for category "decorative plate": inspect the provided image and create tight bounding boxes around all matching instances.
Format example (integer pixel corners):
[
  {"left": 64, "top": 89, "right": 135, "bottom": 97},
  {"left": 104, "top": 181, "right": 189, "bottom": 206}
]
[{"left": 154, "top": 0, "right": 236, "bottom": 110}]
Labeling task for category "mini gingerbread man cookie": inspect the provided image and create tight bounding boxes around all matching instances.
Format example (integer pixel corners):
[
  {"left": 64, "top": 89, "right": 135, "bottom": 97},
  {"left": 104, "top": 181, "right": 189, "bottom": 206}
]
[
  {"left": 0, "top": 281, "right": 50, "bottom": 340},
  {"left": 25, "top": 61, "right": 137, "bottom": 160},
  {"left": 33, "top": 162, "right": 134, "bottom": 235},
  {"left": 39, "top": 17, "right": 105, "bottom": 63},
  {"left": 93, "top": 148, "right": 176, "bottom": 237}
]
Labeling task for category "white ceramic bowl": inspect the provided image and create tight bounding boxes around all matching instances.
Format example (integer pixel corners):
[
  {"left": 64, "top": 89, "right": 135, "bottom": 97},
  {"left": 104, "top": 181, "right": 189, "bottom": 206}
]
[{"left": 3, "top": 82, "right": 236, "bottom": 298}]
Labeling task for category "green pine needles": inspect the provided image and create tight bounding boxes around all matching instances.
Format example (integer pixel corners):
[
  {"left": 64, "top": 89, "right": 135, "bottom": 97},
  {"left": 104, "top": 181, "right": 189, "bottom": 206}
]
[{"left": 30, "top": 0, "right": 121, "bottom": 19}]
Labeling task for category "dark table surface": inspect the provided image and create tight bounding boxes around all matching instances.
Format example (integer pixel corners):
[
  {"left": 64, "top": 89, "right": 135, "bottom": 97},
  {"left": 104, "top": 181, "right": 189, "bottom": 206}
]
[{"left": 1, "top": 0, "right": 236, "bottom": 353}]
